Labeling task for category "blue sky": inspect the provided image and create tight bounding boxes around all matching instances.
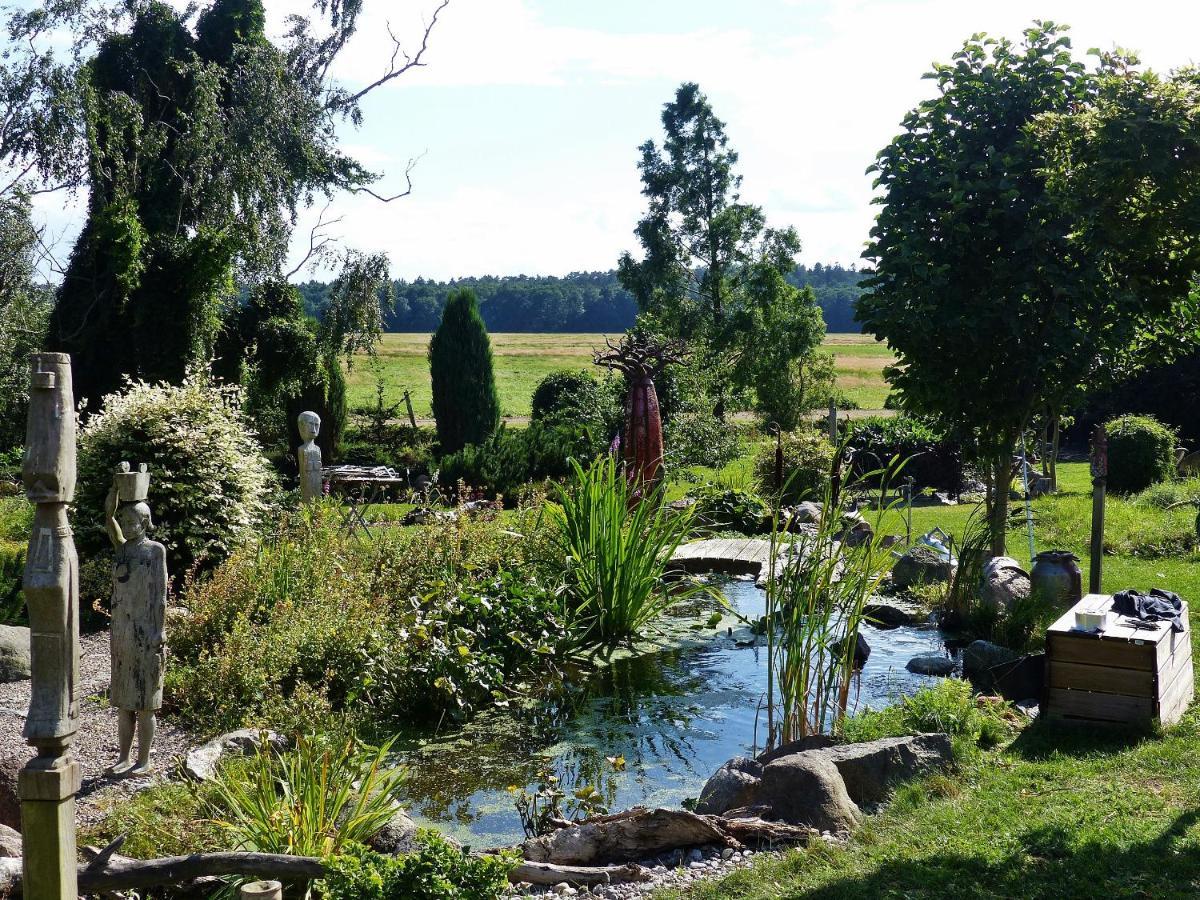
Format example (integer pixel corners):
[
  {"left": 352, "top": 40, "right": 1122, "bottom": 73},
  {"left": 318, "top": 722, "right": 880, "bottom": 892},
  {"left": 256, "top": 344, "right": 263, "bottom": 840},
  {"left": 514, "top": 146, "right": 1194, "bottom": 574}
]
[{"left": 33, "top": 0, "right": 1200, "bottom": 281}]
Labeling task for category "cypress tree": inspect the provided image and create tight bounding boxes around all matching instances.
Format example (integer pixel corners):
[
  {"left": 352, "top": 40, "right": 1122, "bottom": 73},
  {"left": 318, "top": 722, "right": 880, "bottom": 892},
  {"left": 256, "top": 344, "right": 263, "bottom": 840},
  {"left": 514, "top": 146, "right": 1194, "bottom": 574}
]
[{"left": 429, "top": 288, "right": 501, "bottom": 453}]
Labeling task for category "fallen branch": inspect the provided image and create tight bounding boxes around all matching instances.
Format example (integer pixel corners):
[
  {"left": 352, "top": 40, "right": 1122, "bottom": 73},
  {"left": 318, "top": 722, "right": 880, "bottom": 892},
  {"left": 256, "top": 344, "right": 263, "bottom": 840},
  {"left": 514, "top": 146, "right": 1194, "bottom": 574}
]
[{"left": 509, "top": 860, "right": 651, "bottom": 887}]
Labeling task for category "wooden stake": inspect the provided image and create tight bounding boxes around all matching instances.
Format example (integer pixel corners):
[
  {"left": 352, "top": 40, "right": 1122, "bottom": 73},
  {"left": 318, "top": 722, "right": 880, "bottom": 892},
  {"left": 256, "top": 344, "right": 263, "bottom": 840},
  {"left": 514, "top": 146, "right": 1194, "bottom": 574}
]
[
  {"left": 1090, "top": 424, "right": 1107, "bottom": 594},
  {"left": 403, "top": 390, "right": 418, "bottom": 430}
]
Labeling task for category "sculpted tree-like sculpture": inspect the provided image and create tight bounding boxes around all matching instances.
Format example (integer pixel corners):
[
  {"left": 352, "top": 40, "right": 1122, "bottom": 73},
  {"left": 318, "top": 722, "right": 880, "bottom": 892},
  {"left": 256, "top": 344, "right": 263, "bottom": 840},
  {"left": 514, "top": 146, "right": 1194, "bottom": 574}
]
[
  {"left": 594, "top": 335, "right": 687, "bottom": 490},
  {"left": 105, "top": 462, "right": 168, "bottom": 775}
]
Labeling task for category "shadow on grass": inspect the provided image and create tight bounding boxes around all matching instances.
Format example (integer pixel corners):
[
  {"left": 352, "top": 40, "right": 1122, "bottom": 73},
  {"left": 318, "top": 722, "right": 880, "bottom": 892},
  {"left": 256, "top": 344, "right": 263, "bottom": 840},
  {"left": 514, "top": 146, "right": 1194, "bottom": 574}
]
[
  {"left": 798, "top": 808, "right": 1200, "bottom": 900},
  {"left": 1005, "top": 716, "right": 1150, "bottom": 761}
]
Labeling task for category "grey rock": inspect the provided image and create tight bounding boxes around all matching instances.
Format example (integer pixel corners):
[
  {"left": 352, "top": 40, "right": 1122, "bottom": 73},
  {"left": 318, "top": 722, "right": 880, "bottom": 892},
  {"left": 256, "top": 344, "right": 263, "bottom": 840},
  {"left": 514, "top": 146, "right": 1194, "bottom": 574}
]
[
  {"left": 979, "top": 557, "right": 1030, "bottom": 613},
  {"left": 759, "top": 753, "right": 862, "bottom": 833},
  {"left": 757, "top": 734, "right": 836, "bottom": 765},
  {"left": 838, "top": 516, "right": 874, "bottom": 548},
  {"left": 905, "top": 654, "right": 955, "bottom": 677},
  {"left": 788, "top": 502, "right": 823, "bottom": 525},
  {"left": 0, "top": 752, "right": 20, "bottom": 829},
  {"left": 962, "top": 640, "right": 1020, "bottom": 677},
  {"left": 892, "top": 545, "right": 955, "bottom": 590},
  {"left": 184, "top": 729, "right": 286, "bottom": 782},
  {"left": 0, "top": 823, "right": 19, "bottom": 858},
  {"left": 695, "top": 757, "right": 762, "bottom": 815},
  {"left": 1179, "top": 449, "right": 1200, "bottom": 475},
  {"left": 370, "top": 808, "right": 422, "bottom": 855},
  {"left": 821, "top": 734, "right": 952, "bottom": 804},
  {"left": 0, "top": 625, "right": 30, "bottom": 682},
  {"left": 862, "top": 600, "right": 919, "bottom": 629}
]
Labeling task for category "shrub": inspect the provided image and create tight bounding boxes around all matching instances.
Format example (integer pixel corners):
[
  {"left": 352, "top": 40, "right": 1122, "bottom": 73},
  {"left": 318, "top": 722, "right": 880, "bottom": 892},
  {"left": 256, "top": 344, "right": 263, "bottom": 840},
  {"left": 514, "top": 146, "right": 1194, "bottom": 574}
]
[
  {"left": 842, "top": 679, "right": 1015, "bottom": 750},
  {"left": 429, "top": 289, "right": 500, "bottom": 454},
  {"left": 754, "top": 350, "right": 839, "bottom": 432},
  {"left": 437, "top": 422, "right": 591, "bottom": 504},
  {"left": 1104, "top": 414, "right": 1177, "bottom": 494},
  {"left": 753, "top": 428, "right": 834, "bottom": 504},
  {"left": 0, "top": 540, "right": 23, "bottom": 624},
  {"left": 664, "top": 408, "right": 742, "bottom": 470},
  {"left": 550, "top": 456, "right": 702, "bottom": 645},
  {"left": 320, "top": 837, "right": 515, "bottom": 900},
  {"left": 688, "top": 485, "right": 767, "bottom": 534},
  {"left": 76, "top": 373, "right": 278, "bottom": 581},
  {"left": 845, "top": 415, "right": 964, "bottom": 492},
  {"left": 531, "top": 369, "right": 622, "bottom": 438}
]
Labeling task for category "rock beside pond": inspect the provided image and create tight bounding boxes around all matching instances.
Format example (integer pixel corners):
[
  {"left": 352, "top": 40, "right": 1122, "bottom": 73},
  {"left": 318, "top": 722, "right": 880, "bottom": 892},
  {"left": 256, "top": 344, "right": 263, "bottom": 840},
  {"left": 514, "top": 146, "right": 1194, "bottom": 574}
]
[
  {"left": 371, "top": 809, "right": 422, "bottom": 855},
  {"left": 892, "top": 546, "right": 955, "bottom": 590},
  {"left": 863, "top": 599, "right": 921, "bottom": 629},
  {"left": 831, "top": 633, "right": 871, "bottom": 669},
  {"left": 759, "top": 753, "right": 861, "bottom": 834},
  {"left": 980, "top": 557, "right": 1030, "bottom": 612},
  {"left": 822, "top": 733, "right": 952, "bottom": 804},
  {"left": 695, "top": 757, "right": 763, "bottom": 815},
  {"left": 0, "top": 824, "right": 19, "bottom": 858},
  {"left": 906, "top": 654, "right": 955, "bottom": 677},
  {"left": 962, "top": 640, "right": 1021, "bottom": 677},
  {"left": 787, "top": 502, "right": 823, "bottom": 525},
  {"left": 0, "top": 626, "right": 30, "bottom": 682},
  {"left": 184, "top": 728, "right": 286, "bottom": 782}
]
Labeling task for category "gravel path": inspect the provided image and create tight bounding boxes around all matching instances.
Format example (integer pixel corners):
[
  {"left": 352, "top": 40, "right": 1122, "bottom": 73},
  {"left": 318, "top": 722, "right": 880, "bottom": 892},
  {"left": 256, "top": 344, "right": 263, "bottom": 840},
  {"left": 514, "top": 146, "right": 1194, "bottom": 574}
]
[{"left": 0, "top": 630, "right": 197, "bottom": 831}]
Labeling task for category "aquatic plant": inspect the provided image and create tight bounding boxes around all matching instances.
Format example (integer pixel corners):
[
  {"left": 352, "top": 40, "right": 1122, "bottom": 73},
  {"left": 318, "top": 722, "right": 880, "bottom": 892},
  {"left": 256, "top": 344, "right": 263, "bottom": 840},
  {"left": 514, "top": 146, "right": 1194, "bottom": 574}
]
[
  {"left": 763, "top": 445, "right": 896, "bottom": 744},
  {"left": 551, "top": 455, "right": 700, "bottom": 644},
  {"left": 320, "top": 837, "right": 515, "bottom": 900}
]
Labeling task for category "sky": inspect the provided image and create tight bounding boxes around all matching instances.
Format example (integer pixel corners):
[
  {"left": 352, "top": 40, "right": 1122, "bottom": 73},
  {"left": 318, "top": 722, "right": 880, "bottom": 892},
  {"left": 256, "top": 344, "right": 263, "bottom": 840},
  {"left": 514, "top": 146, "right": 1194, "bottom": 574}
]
[{"left": 30, "top": 0, "right": 1200, "bottom": 282}]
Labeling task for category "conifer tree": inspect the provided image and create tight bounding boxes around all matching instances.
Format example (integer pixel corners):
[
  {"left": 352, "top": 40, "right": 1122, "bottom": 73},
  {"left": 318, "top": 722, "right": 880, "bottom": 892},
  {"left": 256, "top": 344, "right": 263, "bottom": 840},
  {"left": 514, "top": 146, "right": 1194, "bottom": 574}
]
[{"left": 429, "top": 288, "right": 500, "bottom": 453}]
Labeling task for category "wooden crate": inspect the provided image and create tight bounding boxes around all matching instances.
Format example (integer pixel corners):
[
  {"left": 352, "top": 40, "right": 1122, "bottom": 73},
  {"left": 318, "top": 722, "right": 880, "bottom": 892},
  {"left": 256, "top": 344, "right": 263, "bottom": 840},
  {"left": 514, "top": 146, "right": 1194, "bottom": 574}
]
[{"left": 1044, "top": 593, "right": 1194, "bottom": 727}]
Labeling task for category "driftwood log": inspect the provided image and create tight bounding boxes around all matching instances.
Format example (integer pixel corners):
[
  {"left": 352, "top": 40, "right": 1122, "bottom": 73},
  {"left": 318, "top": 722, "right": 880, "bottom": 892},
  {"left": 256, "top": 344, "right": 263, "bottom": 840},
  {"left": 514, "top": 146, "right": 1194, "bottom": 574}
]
[
  {"left": 521, "top": 807, "right": 815, "bottom": 866},
  {"left": 510, "top": 861, "right": 652, "bottom": 887}
]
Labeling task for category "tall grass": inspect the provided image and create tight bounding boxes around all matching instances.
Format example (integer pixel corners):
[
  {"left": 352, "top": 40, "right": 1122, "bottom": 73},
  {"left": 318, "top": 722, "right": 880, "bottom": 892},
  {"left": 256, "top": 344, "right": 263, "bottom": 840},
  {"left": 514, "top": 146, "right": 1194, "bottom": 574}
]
[
  {"left": 551, "top": 456, "right": 700, "bottom": 645},
  {"left": 764, "top": 451, "right": 896, "bottom": 744}
]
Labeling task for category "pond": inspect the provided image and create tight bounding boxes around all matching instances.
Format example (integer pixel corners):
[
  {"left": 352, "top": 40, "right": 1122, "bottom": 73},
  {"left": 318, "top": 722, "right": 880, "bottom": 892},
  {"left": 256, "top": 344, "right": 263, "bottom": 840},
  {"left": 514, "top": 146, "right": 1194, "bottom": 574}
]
[{"left": 395, "top": 579, "right": 954, "bottom": 849}]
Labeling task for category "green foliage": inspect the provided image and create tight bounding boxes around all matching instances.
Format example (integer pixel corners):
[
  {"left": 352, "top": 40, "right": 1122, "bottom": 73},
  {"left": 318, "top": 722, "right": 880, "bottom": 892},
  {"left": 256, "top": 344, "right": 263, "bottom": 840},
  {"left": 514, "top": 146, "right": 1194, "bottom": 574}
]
[
  {"left": 429, "top": 289, "right": 500, "bottom": 454},
  {"left": 842, "top": 679, "right": 1015, "bottom": 751},
  {"left": 845, "top": 415, "right": 964, "bottom": 492},
  {"left": 511, "top": 769, "right": 609, "bottom": 839},
  {"left": 169, "top": 504, "right": 571, "bottom": 733},
  {"left": 689, "top": 485, "right": 767, "bottom": 535},
  {"left": 319, "top": 837, "right": 515, "bottom": 900},
  {"left": 437, "top": 422, "right": 591, "bottom": 504},
  {"left": 1104, "top": 414, "right": 1178, "bottom": 494},
  {"left": 1035, "top": 486, "right": 1197, "bottom": 558},
  {"left": 754, "top": 428, "right": 834, "bottom": 504},
  {"left": 531, "top": 369, "right": 622, "bottom": 440},
  {"left": 0, "top": 196, "right": 52, "bottom": 449},
  {"left": 0, "top": 540, "right": 23, "bottom": 624},
  {"left": 208, "top": 733, "right": 406, "bottom": 857},
  {"left": 76, "top": 373, "right": 277, "bottom": 581},
  {"left": 550, "top": 456, "right": 701, "bottom": 645}
]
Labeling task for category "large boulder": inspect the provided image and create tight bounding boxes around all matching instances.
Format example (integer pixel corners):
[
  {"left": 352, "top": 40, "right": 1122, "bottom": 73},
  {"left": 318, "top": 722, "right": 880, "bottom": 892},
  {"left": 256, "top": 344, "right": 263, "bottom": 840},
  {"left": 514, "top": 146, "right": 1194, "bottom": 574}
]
[
  {"left": 787, "top": 502, "right": 823, "bottom": 525},
  {"left": 757, "top": 734, "right": 836, "bottom": 766},
  {"left": 695, "top": 757, "right": 762, "bottom": 816},
  {"left": 0, "top": 626, "right": 30, "bottom": 682},
  {"left": 962, "top": 640, "right": 1020, "bottom": 677},
  {"left": 905, "top": 654, "right": 955, "bottom": 677},
  {"left": 370, "top": 809, "right": 422, "bottom": 855},
  {"left": 892, "top": 546, "right": 955, "bottom": 590},
  {"left": 0, "top": 824, "right": 19, "bottom": 858},
  {"left": 863, "top": 599, "right": 920, "bottom": 629},
  {"left": 184, "top": 729, "right": 286, "bottom": 782},
  {"left": 822, "top": 734, "right": 952, "bottom": 805},
  {"left": 979, "top": 557, "right": 1030, "bottom": 613},
  {"left": 759, "top": 753, "right": 861, "bottom": 834}
]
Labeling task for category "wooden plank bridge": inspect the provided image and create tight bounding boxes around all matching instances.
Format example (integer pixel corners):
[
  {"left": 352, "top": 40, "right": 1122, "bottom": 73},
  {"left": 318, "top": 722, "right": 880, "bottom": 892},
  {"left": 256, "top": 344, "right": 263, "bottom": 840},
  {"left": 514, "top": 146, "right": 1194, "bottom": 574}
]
[{"left": 670, "top": 538, "right": 779, "bottom": 586}]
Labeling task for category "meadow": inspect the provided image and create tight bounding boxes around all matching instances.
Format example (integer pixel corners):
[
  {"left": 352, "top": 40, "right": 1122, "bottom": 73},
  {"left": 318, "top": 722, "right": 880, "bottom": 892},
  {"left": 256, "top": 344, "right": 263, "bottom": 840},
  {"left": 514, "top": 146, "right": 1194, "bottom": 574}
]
[{"left": 345, "top": 332, "right": 894, "bottom": 419}]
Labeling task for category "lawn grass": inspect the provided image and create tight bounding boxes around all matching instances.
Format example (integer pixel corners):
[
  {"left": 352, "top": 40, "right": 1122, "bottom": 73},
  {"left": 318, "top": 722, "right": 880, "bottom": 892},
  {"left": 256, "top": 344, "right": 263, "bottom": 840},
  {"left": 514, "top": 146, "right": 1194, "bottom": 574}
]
[
  {"left": 345, "top": 333, "right": 893, "bottom": 419},
  {"left": 654, "top": 460, "right": 1200, "bottom": 900}
]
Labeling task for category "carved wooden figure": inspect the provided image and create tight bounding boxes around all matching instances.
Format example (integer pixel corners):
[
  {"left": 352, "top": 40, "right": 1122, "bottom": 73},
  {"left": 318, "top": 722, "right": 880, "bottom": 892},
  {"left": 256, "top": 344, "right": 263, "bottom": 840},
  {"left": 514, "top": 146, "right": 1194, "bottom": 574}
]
[
  {"left": 296, "top": 410, "right": 323, "bottom": 504},
  {"left": 105, "top": 462, "right": 168, "bottom": 775}
]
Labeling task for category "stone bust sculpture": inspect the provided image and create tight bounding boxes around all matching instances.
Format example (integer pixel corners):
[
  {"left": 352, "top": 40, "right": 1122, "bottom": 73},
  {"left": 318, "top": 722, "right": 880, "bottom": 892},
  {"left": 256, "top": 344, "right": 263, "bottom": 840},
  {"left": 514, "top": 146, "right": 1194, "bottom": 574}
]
[
  {"left": 104, "top": 462, "right": 168, "bottom": 775},
  {"left": 297, "top": 410, "right": 323, "bottom": 504}
]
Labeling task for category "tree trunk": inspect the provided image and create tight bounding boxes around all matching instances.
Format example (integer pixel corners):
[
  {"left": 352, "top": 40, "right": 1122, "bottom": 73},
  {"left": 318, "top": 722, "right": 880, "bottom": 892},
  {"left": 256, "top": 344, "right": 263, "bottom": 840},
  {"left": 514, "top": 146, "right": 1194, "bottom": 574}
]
[
  {"left": 988, "top": 454, "right": 1010, "bottom": 557},
  {"left": 1049, "top": 413, "right": 1061, "bottom": 494}
]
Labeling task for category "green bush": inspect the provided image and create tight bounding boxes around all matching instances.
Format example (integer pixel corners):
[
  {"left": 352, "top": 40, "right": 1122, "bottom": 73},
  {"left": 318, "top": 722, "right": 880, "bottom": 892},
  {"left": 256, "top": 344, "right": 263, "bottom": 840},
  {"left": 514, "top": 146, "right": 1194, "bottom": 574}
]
[
  {"left": 842, "top": 679, "right": 1015, "bottom": 751},
  {"left": 531, "top": 369, "right": 622, "bottom": 438},
  {"left": 0, "top": 540, "right": 23, "bottom": 624},
  {"left": 437, "top": 422, "right": 591, "bottom": 504},
  {"left": 320, "top": 836, "right": 514, "bottom": 900},
  {"left": 430, "top": 289, "right": 500, "bottom": 454},
  {"left": 1104, "top": 414, "right": 1178, "bottom": 494},
  {"left": 76, "top": 373, "right": 278, "bottom": 581},
  {"left": 688, "top": 485, "right": 768, "bottom": 534},
  {"left": 664, "top": 408, "right": 742, "bottom": 470},
  {"left": 169, "top": 504, "right": 572, "bottom": 733},
  {"left": 845, "top": 415, "right": 964, "bottom": 492},
  {"left": 753, "top": 428, "right": 834, "bottom": 504}
]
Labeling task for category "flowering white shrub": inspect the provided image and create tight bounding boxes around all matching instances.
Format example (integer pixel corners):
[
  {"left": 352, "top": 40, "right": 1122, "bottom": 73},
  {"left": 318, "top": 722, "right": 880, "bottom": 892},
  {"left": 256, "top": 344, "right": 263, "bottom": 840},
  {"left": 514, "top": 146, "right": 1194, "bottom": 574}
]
[{"left": 77, "top": 372, "right": 278, "bottom": 580}]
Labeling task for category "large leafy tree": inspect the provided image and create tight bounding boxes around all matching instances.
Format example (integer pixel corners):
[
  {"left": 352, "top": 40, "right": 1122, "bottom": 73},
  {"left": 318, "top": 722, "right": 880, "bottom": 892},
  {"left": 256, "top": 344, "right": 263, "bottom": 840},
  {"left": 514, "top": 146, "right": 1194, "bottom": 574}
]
[
  {"left": 29, "top": 0, "right": 444, "bottom": 409},
  {"left": 860, "top": 23, "right": 1200, "bottom": 554},
  {"left": 618, "top": 82, "right": 823, "bottom": 419}
]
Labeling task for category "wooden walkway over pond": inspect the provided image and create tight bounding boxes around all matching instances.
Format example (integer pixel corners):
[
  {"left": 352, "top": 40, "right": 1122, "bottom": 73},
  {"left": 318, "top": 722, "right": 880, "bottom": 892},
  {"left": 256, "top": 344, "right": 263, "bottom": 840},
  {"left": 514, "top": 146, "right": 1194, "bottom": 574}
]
[{"left": 670, "top": 538, "right": 778, "bottom": 586}]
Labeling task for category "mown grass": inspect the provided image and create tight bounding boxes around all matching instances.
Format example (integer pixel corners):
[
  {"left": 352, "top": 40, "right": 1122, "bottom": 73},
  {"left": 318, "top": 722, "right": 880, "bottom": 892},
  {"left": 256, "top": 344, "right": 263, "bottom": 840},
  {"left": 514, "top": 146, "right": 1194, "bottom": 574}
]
[
  {"left": 655, "top": 460, "right": 1200, "bottom": 900},
  {"left": 345, "top": 333, "right": 893, "bottom": 418}
]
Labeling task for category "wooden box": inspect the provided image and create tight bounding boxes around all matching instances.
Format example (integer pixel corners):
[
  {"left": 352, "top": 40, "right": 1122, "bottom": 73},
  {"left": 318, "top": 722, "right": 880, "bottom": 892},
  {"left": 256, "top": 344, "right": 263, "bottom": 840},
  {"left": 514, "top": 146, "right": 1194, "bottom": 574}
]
[{"left": 1044, "top": 593, "right": 1193, "bottom": 727}]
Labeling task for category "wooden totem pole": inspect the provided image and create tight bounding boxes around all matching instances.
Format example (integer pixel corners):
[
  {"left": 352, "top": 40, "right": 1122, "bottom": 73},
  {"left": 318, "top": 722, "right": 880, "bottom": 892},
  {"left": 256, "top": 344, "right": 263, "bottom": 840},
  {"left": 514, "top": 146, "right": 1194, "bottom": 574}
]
[
  {"left": 20, "top": 352, "right": 81, "bottom": 899},
  {"left": 594, "top": 335, "right": 687, "bottom": 492}
]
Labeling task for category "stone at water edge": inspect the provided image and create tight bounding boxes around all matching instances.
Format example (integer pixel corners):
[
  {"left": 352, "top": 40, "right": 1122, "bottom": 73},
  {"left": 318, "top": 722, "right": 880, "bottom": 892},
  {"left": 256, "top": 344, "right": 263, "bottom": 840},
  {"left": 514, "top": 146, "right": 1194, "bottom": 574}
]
[
  {"left": 0, "top": 625, "right": 30, "bottom": 682},
  {"left": 891, "top": 545, "right": 956, "bottom": 590},
  {"left": 0, "top": 823, "right": 20, "bottom": 858},
  {"left": 906, "top": 654, "right": 956, "bottom": 677},
  {"left": 962, "top": 640, "right": 1021, "bottom": 677},
  {"left": 979, "top": 557, "right": 1031, "bottom": 613},
  {"left": 759, "top": 753, "right": 862, "bottom": 834},
  {"left": 821, "top": 734, "right": 953, "bottom": 805},
  {"left": 184, "top": 729, "right": 287, "bottom": 782},
  {"left": 370, "top": 808, "right": 424, "bottom": 855},
  {"left": 694, "top": 757, "right": 762, "bottom": 815},
  {"left": 862, "top": 600, "right": 919, "bottom": 629},
  {"left": 831, "top": 633, "right": 871, "bottom": 669},
  {"left": 756, "top": 734, "right": 836, "bottom": 766},
  {"left": 787, "top": 501, "right": 823, "bottom": 525}
]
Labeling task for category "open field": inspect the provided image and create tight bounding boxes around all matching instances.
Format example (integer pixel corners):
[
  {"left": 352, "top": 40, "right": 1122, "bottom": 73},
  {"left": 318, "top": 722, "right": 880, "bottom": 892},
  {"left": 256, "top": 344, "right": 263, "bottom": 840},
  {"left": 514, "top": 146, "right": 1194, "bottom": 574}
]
[{"left": 346, "top": 332, "right": 894, "bottom": 419}]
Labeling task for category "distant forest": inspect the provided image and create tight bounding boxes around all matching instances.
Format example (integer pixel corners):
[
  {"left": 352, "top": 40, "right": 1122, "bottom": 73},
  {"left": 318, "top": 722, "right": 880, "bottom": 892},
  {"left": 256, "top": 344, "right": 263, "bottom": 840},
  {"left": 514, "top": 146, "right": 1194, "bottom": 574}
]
[{"left": 297, "top": 263, "right": 866, "bottom": 333}]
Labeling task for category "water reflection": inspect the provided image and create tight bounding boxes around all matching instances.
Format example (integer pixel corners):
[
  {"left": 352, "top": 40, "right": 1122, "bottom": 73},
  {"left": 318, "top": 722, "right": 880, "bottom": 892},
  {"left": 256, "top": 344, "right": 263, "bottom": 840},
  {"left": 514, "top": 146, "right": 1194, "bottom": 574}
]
[{"left": 394, "top": 579, "right": 950, "bottom": 848}]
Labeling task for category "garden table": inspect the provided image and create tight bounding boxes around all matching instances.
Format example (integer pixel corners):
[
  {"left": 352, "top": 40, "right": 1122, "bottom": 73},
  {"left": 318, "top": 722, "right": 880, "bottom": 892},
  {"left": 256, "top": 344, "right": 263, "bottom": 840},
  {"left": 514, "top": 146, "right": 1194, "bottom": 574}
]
[{"left": 324, "top": 471, "right": 408, "bottom": 538}]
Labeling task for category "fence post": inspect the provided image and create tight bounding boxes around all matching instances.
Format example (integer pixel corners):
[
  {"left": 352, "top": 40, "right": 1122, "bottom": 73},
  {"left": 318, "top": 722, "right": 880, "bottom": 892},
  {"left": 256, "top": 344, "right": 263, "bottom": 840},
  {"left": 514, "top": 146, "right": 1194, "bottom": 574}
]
[{"left": 1089, "top": 424, "right": 1107, "bottom": 594}]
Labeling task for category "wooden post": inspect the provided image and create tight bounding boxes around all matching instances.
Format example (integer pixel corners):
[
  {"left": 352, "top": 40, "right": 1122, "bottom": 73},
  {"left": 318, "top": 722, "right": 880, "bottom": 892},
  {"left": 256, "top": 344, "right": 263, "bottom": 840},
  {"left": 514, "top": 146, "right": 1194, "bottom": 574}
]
[
  {"left": 403, "top": 390, "right": 418, "bottom": 430},
  {"left": 1089, "top": 424, "right": 1107, "bottom": 594},
  {"left": 773, "top": 426, "right": 784, "bottom": 493},
  {"left": 827, "top": 402, "right": 837, "bottom": 443}
]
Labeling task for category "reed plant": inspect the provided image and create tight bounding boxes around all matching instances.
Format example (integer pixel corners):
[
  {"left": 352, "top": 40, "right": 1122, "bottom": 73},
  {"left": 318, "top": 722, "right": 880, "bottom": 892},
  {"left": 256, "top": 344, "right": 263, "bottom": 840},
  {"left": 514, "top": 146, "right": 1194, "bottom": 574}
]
[
  {"left": 763, "top": 448, "right": 898, "bottom": 744},
  {"left": 551, "top": 456, "right": 700, "bottom": 645}
]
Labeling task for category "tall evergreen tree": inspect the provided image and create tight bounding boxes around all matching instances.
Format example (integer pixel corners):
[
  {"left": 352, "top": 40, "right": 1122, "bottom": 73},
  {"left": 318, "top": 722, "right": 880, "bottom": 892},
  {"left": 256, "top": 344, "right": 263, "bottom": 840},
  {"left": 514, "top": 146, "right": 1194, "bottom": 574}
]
[{"left": 429, "top": 288, "right": 500, "bottom": 453}]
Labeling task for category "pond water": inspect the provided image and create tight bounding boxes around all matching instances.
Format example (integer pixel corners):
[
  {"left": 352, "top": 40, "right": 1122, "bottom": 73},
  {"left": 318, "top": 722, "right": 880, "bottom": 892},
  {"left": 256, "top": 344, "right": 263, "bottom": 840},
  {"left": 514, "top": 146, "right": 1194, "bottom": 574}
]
[{"left": 395, "top": 579, "right": 954, "bottom": 849}]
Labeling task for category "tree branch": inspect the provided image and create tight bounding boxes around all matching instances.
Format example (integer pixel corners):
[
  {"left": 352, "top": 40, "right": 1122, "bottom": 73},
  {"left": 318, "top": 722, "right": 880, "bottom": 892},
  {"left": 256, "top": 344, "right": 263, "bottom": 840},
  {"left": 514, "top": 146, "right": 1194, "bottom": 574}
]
[
  {"left": 351, "top": 152, "right": 424, "bottom": 203},
  {"left": 285, "top": 202, "right": 343, "bottom": 278}
]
